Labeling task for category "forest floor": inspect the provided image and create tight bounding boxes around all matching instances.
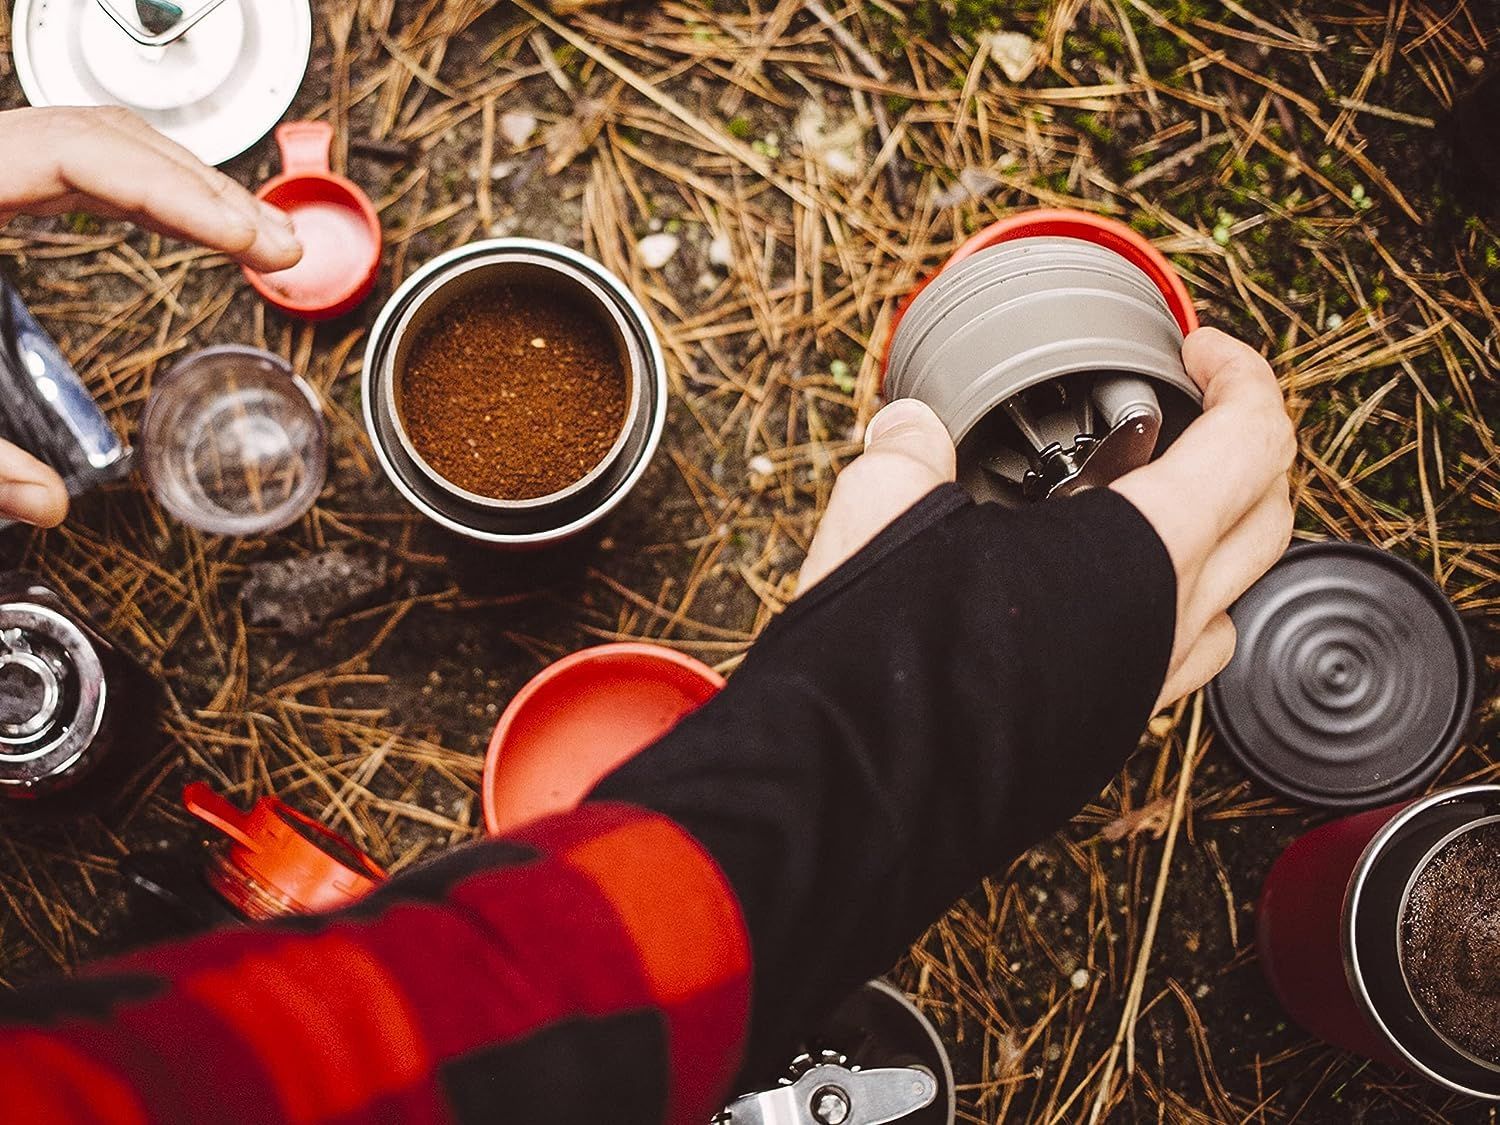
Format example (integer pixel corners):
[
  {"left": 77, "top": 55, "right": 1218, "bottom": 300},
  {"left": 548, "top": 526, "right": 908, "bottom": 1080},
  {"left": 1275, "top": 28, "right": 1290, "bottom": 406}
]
[{"left": 0, "top": 0, "right": 1498, "bottom": 1121}]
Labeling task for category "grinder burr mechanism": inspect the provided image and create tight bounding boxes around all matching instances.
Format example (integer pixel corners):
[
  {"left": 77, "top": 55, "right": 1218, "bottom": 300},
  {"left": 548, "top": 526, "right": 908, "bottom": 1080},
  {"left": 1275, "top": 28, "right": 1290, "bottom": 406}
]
[
  {"left": 984, "top": 373, "right": 1163, "bottom": 500},
  {"left": 0, "top": 273, "right": 130, "bottom": 518},
  {"left": 715, "top": 980, "right": 955, "bottom": 1125},
  {"left": 884, "top": 209, "right": 1202, "bottom": 505}
]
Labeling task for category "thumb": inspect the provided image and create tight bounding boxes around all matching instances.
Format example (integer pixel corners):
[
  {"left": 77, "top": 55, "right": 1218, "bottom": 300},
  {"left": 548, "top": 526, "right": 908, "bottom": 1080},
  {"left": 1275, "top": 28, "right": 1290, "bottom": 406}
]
[
  {"left": 797, "top": 399, "right": 956, "bottom": 592},
  {"left": 861, "top": 398, "right": 957, "bottom": 472}
]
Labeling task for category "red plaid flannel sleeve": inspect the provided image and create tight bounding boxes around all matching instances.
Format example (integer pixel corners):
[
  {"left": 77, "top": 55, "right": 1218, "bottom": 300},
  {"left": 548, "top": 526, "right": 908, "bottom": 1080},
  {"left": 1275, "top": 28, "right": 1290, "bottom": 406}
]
[{"left": 0, "top": 803, "right": 751, "bottom": 1124}]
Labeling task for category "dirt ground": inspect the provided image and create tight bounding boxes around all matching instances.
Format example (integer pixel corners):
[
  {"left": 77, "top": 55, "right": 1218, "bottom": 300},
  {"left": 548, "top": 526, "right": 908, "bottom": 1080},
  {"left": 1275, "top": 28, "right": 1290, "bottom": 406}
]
[{"left": 0, "top": 0, "right": 1498, "bottom": 1121}]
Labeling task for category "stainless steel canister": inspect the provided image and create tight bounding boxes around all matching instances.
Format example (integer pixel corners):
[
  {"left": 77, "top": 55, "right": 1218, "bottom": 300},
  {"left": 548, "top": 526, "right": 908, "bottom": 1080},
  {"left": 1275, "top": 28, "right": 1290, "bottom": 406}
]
[
  {"left": 362, "top": 239, "right": 667, "bottom": 546},
  {"left": 1260, "top": 785, "right": 1500, "bottom": 1100}
]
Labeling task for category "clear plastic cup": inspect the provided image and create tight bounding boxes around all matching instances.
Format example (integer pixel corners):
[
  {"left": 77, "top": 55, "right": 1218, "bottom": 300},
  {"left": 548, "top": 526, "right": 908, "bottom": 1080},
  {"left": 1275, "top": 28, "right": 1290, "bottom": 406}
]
[{"left": 140, "top": 346, "right": 326, "bottom": 535}]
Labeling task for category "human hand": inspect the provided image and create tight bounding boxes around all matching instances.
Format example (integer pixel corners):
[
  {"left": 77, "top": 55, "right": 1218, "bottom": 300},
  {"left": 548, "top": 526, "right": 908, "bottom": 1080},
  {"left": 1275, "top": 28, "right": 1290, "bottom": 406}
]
[
  {"left": 1109, "top": 327, "right": 1295, "bottom": 711},
  {"left": 798, "top": 328, "right": 1294, "bottom": 713},
  {"left": 0, "top": 442, "right": 68, "bottom": 528},
  {"left": 0, "top": 106, "right": 305, "bottom": 527},
  {"left": 796, "top": 398, "right": 956, "bottom": 590},
  {"left": 0, "top": 106, "right": 302, "bottom": 272}
]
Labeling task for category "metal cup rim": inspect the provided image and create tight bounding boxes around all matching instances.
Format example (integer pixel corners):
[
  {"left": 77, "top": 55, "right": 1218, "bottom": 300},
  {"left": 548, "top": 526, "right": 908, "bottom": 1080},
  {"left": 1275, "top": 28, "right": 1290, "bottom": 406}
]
[
  {"left": 379, "top": 251, "right": 645, "bottom": 512},
  {"left": 361, "top": 238, "right": 668, "bottom": 545},
  {"left": 1343, "top": 783, "right": 1500, "bottom": 1099}
]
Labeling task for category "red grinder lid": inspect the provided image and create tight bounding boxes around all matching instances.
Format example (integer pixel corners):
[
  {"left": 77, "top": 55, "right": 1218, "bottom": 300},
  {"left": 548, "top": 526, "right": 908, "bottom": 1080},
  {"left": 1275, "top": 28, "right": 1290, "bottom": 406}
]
[
  {"left": 483, "top": 642, "right": 724, "bottom": 835},
  {"left": 182, "top": 781, "right": 385, "bottom": 920}
]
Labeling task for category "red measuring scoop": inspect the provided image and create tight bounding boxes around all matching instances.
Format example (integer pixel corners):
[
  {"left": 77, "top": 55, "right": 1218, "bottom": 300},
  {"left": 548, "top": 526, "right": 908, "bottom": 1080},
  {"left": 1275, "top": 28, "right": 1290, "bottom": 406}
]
[
  {"left": 482, "top": 643, "right": 724, "bottom": 835},
  {"left": 182, "top": 781, "right": 385, "bottom": 921},
  {"left": 882, "top": 207, "right": 1199, "bottom": 381},
  {"left": 244, "top": 121, "right": 382, "bottom": 320}
]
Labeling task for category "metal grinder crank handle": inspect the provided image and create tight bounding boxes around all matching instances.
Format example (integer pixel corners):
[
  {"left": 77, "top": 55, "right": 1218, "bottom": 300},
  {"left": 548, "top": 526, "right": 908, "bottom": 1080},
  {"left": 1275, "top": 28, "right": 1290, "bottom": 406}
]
[
  {"left": 720, "top": 1063, "right": 938, "bottom": 1125},
  {"left": 0, "top": 273, "right": 130, "bottom": 523}
]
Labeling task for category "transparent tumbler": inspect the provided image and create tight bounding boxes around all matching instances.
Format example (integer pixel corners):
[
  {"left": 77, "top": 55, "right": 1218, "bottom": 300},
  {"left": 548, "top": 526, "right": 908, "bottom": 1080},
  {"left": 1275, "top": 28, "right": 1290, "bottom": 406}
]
[{"left": 140, "top": 346, "right": 326, "bottom": 536}]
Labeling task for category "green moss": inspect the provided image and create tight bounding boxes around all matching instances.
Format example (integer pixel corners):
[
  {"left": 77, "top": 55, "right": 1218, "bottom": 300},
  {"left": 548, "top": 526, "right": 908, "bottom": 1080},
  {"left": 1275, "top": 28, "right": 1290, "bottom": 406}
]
[
  {"left": 726, "top": 116, "right": 754, "bottom": 140},
  {"left": 61, "top": 212, "right": 99, "bottom": 235},
  {"left": 1076, "top": 112, "right": 1114, "bottom": 145}
]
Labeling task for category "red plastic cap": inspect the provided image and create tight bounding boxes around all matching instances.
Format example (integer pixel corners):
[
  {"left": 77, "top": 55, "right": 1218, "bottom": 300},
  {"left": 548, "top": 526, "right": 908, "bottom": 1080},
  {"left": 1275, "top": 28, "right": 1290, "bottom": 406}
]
[
  {"left": 883, "top": 207, "right": 1200, "bottom": 378},
  {"left": 244, "top": 121, "right": 382, "bottom": 321},
  {"left": 483, "top": 643, "right": 725, "bottom": 835},
  {"left": 182, "top": 781, "right": 385, "bottom": 920}
]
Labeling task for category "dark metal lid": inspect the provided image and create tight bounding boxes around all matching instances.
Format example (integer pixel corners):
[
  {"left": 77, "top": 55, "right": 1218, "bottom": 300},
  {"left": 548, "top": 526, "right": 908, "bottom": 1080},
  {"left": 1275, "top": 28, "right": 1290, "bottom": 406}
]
[{"left": 1207, "top": 541, "right": 1475, "bottom": 809}]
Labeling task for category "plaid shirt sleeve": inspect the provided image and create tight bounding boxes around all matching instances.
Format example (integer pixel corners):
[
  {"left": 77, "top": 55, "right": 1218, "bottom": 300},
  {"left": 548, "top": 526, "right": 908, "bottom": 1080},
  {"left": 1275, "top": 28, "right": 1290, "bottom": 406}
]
[
  {"left": 0, "top": 484, "right": 1179, "bottom": 1123},
  {"left": 0, "top": 802, "right": 751, "bottom": 1125}
]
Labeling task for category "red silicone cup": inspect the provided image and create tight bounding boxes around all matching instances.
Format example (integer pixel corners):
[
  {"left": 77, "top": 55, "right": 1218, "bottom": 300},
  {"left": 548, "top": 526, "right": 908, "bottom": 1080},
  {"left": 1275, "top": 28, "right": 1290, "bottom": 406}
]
[
  {"left": 882, "top": 207, "right": 1199, "bottom": 380},
  {"left": 244, "top": 121, "right": 382, "bottom": 321},
  {"left": 1256, "top": 801, "right": 1410, "bottom": 1066},
  {"left": 482, "top": 643, "right": 725, "bottom": 835}
]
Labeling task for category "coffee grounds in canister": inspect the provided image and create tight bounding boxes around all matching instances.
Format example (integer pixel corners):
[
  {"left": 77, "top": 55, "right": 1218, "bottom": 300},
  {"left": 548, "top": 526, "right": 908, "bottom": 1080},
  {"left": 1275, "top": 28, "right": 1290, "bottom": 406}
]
[
  {"left": 399, "top": 284, "right": 628, "bottom": 500},
  {"left": 1402, "top": 820, "right": 1500, "bottom": 1065}
]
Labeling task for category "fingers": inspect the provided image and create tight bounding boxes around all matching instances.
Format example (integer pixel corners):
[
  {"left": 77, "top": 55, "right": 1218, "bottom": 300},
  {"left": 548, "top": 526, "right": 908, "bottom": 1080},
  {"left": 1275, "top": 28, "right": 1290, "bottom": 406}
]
[
  {"left": 797, "top": 399, "right": 956, "bottom": 592},
  {"left": 0, "top": 441, "right": 68, "bottom": 528},
  {"left": 1176, "top": 475, "right": 1293, "bottom": 641},
  {"left": 5, "top": 108, "right": 301, "bottom": 271},
  {"left": 1111, "top": 327, "right": 1294, "bottom": 570},
  {"left": 1154, "top": 613, "right": 1236, "bottom": 713},
  {"left": 103, "top": 108, "right": 303, "bottom": 271}
]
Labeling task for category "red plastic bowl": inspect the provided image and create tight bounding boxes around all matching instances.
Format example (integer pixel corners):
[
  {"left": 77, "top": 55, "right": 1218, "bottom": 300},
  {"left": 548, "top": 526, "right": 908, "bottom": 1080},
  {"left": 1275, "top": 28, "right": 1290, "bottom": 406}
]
[
  {"left": 883, "top": 207, "right": 1199, "bottom": 378},
  {"left": 244, "top": 121, "right": 382, "bottom": 321},
  {"left": 482, "top": 643, "right": 725, "bottom": 835}
]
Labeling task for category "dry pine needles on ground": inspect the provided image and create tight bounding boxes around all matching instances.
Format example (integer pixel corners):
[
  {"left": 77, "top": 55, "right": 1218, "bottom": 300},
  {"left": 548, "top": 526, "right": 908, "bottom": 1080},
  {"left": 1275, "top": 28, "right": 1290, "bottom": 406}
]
[{"left": 0, "top": 1, "right": 1497, "bottom": 1121}]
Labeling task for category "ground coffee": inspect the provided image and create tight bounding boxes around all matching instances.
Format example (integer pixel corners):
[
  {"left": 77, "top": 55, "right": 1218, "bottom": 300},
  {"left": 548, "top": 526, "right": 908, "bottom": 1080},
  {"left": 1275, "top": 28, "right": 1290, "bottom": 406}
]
[
  {"left": 1402, "top": 820, "right": 1500, "bottom": 1065},
  {"left": 399, "top": 284, "right": 627, "bottom": 500}
]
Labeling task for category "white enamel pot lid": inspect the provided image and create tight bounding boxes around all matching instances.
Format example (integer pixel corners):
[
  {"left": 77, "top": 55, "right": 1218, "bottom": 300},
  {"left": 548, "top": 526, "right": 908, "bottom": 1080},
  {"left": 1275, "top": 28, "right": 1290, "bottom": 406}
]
[{"left": 12, "top": 0, "right": 312, "bottom": 166}]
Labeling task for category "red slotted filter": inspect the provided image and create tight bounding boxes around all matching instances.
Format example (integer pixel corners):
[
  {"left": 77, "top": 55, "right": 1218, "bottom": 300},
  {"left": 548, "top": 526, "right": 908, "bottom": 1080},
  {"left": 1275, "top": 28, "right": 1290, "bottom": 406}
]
[{"left": 183, "top": 782, "right": 385, "bottom": 921}]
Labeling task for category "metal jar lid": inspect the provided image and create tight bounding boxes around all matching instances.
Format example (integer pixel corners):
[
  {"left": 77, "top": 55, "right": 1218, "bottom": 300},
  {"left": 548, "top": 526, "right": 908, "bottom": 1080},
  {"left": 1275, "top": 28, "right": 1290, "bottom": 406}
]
[
  {"left": 1208, "top": 542, "right": 1475, "bottom": 808},
  {"left": 0, "top": 598, "right": 110, "bottom": 791},
  {"left": 362, "top": 239, "right": 667, "bottom": 546}
]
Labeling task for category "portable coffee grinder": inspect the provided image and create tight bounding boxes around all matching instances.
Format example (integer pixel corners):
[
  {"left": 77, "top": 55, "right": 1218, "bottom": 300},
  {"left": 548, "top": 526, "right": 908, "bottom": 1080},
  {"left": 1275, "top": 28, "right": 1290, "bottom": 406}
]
[
  {"left": 0, "top": 572, "right": 158, "bottom": 811},
  {"left": 884, "top": 209, "right": 1203, "bottom": 503},
  {"left": 715, "top": 980, "right": 955, "bottom": 1125}
]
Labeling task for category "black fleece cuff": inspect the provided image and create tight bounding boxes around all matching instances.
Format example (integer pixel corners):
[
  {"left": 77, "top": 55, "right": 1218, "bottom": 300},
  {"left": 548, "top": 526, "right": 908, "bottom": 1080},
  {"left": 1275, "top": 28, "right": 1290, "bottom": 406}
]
[{"left": 591, "top": 484, "right": 1176, "bottom": 1079}]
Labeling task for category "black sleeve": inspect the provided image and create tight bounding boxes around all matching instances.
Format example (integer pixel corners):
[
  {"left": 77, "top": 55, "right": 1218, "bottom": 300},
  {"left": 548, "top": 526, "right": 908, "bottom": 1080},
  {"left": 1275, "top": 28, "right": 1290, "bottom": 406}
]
[{"left": 590, "top": 483, "right": 1177, "bottom": 1081}]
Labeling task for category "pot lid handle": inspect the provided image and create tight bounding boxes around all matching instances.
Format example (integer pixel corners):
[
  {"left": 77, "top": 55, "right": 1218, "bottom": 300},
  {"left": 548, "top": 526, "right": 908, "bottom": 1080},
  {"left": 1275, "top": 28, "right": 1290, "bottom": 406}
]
[
  {"left": 182, "top": 782, "right": 259, "bottom": 851},
  {"left": 275, "top": 121, "right": 335, "bottom": 177}
]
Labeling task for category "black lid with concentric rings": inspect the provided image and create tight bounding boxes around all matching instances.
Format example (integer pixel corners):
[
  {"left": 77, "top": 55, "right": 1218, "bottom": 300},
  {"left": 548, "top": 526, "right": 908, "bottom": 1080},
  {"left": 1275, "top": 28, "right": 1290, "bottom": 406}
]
[{"left": 1206, "top": 541, "right": 1476, "bottom": 809}]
